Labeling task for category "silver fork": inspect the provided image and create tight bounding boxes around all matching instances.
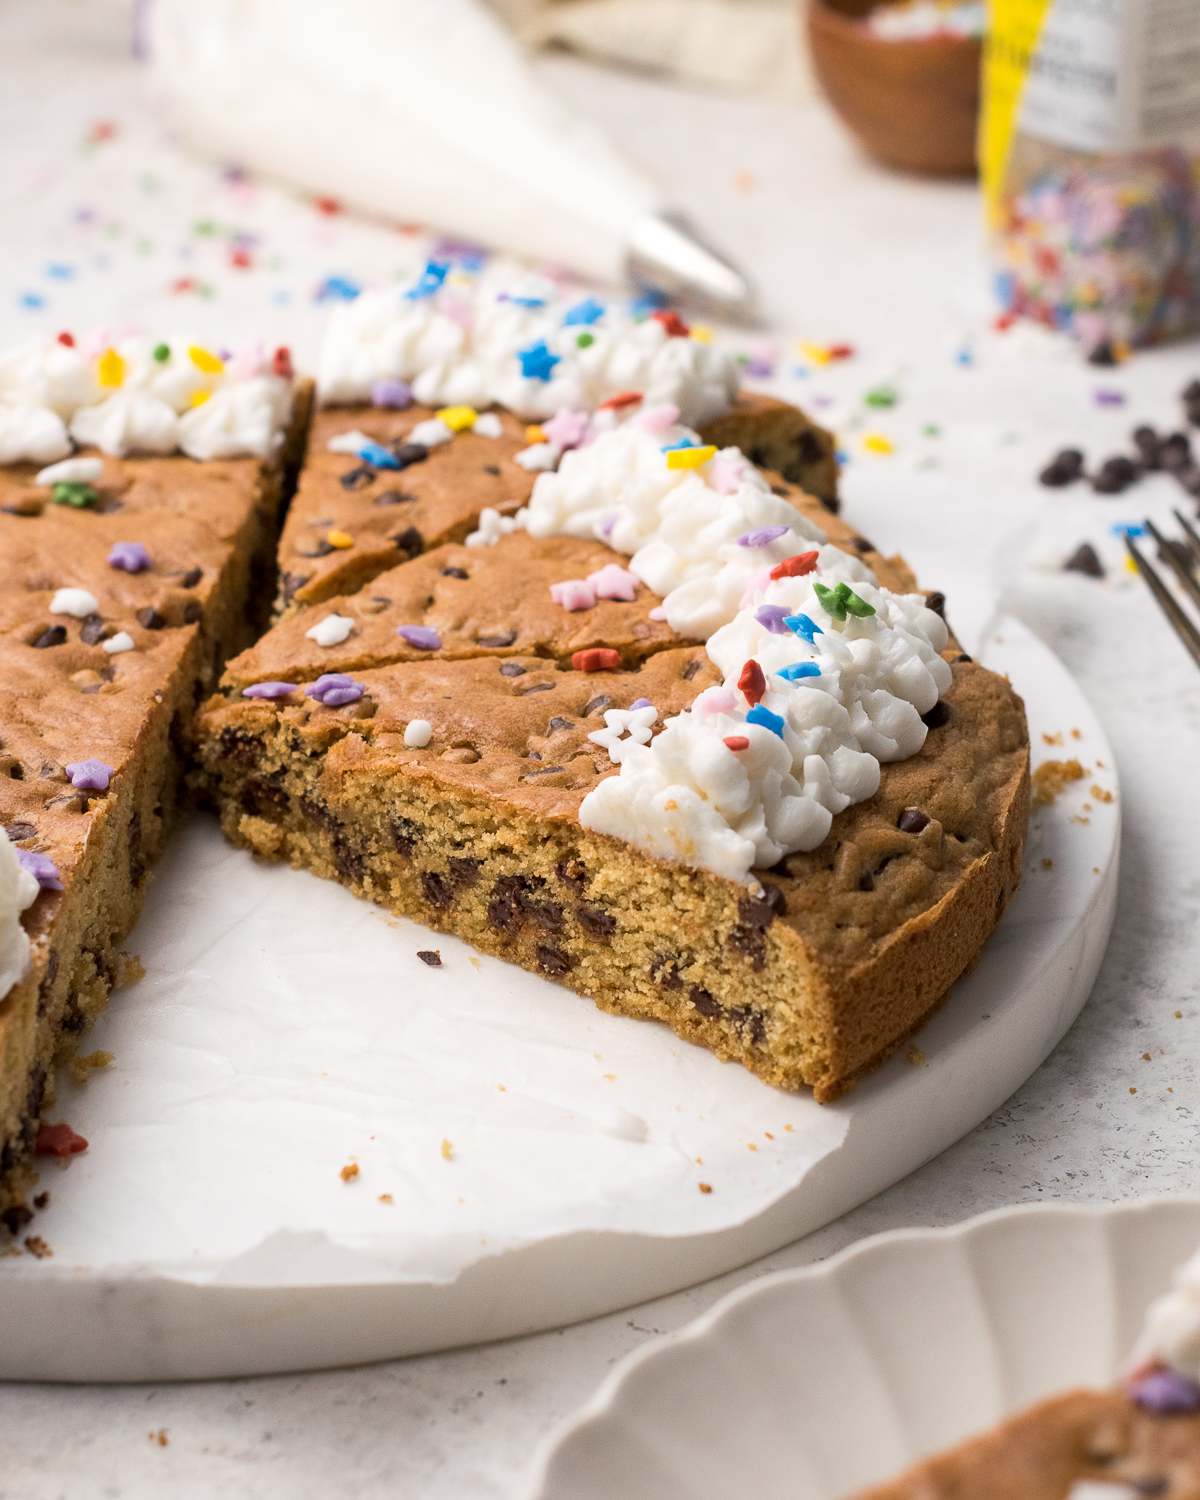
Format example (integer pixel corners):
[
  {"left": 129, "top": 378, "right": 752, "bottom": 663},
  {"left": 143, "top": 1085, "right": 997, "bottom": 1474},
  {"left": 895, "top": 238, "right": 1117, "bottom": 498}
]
[{"left": 1125, "top": 510, "right": 1200, "bottom": 670}]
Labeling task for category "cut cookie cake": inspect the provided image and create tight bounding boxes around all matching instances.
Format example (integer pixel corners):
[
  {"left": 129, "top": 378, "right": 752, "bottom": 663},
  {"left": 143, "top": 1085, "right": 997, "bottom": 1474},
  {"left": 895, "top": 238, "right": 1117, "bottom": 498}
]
[
  {"left": 0, "top": 329, "right": 310, "bottom": 1233},
  {"left": 196, "top": 263, "right": 1030, "bottom": 1108}
]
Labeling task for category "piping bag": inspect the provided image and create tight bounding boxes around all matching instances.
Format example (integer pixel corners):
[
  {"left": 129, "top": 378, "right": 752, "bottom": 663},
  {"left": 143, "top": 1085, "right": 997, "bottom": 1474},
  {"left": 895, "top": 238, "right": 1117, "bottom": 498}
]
[{"left": 143, "top": 0, "right": 754, "bottom": 319}]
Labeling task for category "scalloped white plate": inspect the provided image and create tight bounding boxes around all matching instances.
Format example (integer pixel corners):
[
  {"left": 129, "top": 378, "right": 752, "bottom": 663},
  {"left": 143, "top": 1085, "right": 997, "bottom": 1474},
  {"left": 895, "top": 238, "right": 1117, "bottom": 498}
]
[{"left": 530, "top": 1199, "right": 1200, "bottom": 1500}]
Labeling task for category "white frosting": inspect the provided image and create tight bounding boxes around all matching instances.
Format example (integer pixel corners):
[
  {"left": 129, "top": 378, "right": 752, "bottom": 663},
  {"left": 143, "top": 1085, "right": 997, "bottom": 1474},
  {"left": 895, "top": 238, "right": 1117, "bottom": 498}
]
[
  {"left": 176, "top": 374, "right": 292, "bottom": 461},
  {"left": 407, "top": 417, "right": 454, "bottom": 448},
  {"left": 1066, "top": 1485, "right": 1140, "bottom": 1500},
  {"left": 306, "top": 613, "right": 354, "bottom": 646},
  {"left": 318, "top": 268, "right": 739, "bottom": 426},
  {"left": 36, "top": 456, "right": 103, "bottom": 485},
  {"left": 70, "top": 389, "right": 180, "bottom": 457},
  {"left": 103, "top": 632, "right": 136, "bottom": 655},
  {"left": 51, "top": 588, "right": 99, "bottom": 618},
  {"left": 0, "top": 403, "right": 72, "bottom": 466},
  {"left": 465, "top": 507, "right": 519, "bottom": 547},
  {"left": 404, "top": 719, "right": 433, "bottom": 748},
  {"left": 0, "top": 338, "right": 101, "bottom": 416},
  {"left": 472, "top": 412, "right": 503, "bottom": 438},
  {"left": 1129, "top": 1246, "right": 1200, "bottom": 1381},
  {"left": 0, "top": 830, "right": 41, "bottom": 1000}
]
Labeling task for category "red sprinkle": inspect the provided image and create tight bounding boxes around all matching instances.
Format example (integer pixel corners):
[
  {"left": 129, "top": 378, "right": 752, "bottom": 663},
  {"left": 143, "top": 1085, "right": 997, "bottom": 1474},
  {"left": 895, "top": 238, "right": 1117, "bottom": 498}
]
[
  {"left": 35, "top": 1122, "right": 88, "bottom": 1158},
  {"left": 598, "top": 391, "right": 643, "bottom": 411},
  {"left": 827, "top": 344, "right": 854, "bottom": 360},
  {"left": 272, "top": 345, "right": 294, "bottom": 380},
  {"left": 994, "top": 312, "right": 1018, "bottom": 332},
  {"left": 652, "top": 309, "right": 690, "bottom": 339},
  {"left": 314, "top": 196, "right": 342, "bottom": 216},
  {"left": 170, "top": 277, "right": 197, "bottom": 294},
  {"left": 56, "top": 331, "right": 75, "bottom": 348},
  {"left": 738, "top": 660, "right": 766, "bottom": 706},
  {"left": 723, "top": 735, "right": 750, "bottom": 752},
  {"left": 573, "top": 648, "right": 621, "bottom": 672},
  {"left": 770, "top": 551, "right": 819, "bottom": 581},
  {"left": 229, "top": 249, "right": 252, "bottom": 269}
]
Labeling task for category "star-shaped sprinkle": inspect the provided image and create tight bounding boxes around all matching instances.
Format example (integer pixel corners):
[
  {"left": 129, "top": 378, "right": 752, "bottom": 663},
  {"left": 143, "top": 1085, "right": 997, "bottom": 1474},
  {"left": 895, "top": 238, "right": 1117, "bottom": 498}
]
[
  {"left": 587, "top": 704, "right": 658, "bottom": 763},
  {"left": 65, "top": 758, "right": 114, "bottom": 791},
  {"left": 108, "top": 542, "right": 151, "bottom": 573},
  {"left": 517, "top": 341, "right": 560, "bottom": 381}
]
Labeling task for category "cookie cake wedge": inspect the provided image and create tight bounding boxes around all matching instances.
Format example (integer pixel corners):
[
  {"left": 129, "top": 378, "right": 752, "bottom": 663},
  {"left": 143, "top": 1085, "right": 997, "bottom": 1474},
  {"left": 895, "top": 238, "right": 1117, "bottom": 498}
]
[
  {"left": 198, "top": 390, "right": 1029, "bottom": 1104},
  {"left": 0, "top": 332, "right": 310, "bottom": 1230}
]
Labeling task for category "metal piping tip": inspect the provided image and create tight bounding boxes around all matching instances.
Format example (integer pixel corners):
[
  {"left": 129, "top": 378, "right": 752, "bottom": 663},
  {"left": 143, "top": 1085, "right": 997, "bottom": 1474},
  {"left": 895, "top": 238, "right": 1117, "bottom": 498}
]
[{"left": 626, "top": 210, "right": 757, "bottom": 325}]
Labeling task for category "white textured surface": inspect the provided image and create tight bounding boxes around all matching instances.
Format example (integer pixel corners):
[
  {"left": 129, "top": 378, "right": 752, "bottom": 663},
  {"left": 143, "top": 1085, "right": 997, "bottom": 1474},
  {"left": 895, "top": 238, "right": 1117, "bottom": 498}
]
[{"left": 1, "top": 1, "right": 1198, "bottom": 1496}]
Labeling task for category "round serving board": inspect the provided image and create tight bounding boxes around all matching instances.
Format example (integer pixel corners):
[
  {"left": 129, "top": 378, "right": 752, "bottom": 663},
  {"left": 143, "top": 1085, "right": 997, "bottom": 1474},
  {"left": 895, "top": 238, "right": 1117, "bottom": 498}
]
[{"left": 0, "top": 617, "right": 1118, "bottom": 1381}]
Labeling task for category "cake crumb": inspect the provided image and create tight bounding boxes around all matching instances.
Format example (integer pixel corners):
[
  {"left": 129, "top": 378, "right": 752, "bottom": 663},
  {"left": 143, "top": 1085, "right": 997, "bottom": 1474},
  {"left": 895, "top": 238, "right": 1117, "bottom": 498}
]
[
  {"left": 378, "top": 1194, "right": 393, "bottom": 1204},
  {"left": 748, "top": 1143, "right": 758, "bottom": 1151},
  {"left": 70, "top": 1049, "right": 114, "bottom": 1086},
  {"left": 907, "top": 1045, "right": 928, "bottom": 1067},
  {"left": 1031, "top": 759, "right": 1085, "bottom": 807},
  {"left": 1176, "top": 1011, "right": 1183, "bottom": 1018},
  {"left": 1091, "top": 785, "right": 1113, "bottom": 803},
  {"left": 340, "top": 1163, "right": 359, "bottom": 1182},
  {"left": 33, "top": 1192, "right": 49, "bottom": 1210},
  {"left": 118, "top": 953, "right": 146, "bottom": 987},
  {"left": 417, "top": 950, "right": 442, "bottom": 967},
  {"left": 1042, "top": 731, "right": 1063, "bottom": 746},
  {"left": 1130, "top": 1087, "right": 1137, "bottom": 1095},
  {"left": 1071, "top": 728, "right": 1081, "bottom": 739},
  {"left": 23, "top": 1235, "right": 51, "bottom": 1259},
  {"left": 148, "top": 1430, "right": 168, "bottom": 1447},
  {"left": 699, "top": 1182, "right": 712, "bottom": 1193},
  {"left": 441, "top": 1139, "right": 453, "bottom": 1160},
  {"left": 1143, "top": 1052, "right": 1151, "bottom": 1061},
  {"left": 1041, "top": 858, "right": 1053, "bottom": 869}
]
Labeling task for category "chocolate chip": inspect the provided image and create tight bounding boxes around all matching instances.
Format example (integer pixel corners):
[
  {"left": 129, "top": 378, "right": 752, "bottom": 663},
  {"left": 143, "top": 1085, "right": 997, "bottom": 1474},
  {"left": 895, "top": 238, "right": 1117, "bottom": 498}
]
[
  {"left": 334, "top": 839, "right": 365, "bottom": 882},
  {"left": 442, "top": 567, "right": 469, "bottom": 579},
  {"left": 4, "top": 822, "right": 36, "bottom": 841},
  {"left": 547, "top": 716, "right": 573, "bottom": 732},
  {"left": 391, "top": 817, "right": 419, "bottom": 856},
  {"left": 850, "top": 536, "right": 874, "bottom": 553},
  {"left": 33, "top": 1192, "right": 48, "bottom": 1210},
  {"left": 391, "top": 526, "right": 423, "bottom": 559},
  {"left": 857, "top": 871, "right": 875, "bottom": 891},
  {"left": 556, "top": 856, "right": 587, "bottom": 893},
  {"left": 536, "top": 943, "right": 572, "bottom": 977},
  {"left": 525, "top": 765, "right": 565, "bottom": 777},
  {"left": 737, "top": 885, "right": 786, "bottom": 928},
  {"left": 898, "top": 807, "right": 930, "bottom": 834},
  {"left": 689, "top": 986, "right": 722, "bottom": 1019},
  {"left": 478, "top": 630, "right": 517, "bottom": 648},
  {"left": 954, "top": 653, "right": 972, "bottom": 663},
  {"left": 682, "top": 659, "right": 703, "bottom": 681},
  {"left": 1161, "top": 432, "right": 1193, "bottom": 471},
  {"left": 421, "top": 871, "right": 455, "bottom": 908},
  {"left": 526, "top": 751, "right": 541, "bottom": 761},
  {"left": 449, "top": 857, "right": 481, "bottom": 887},
  {"left": 1132, "top": 425, "right": 1162, "bottom": 469},
  {"left": 771, "top": 485, "right": 789, "bottom": 497},
  {"left": 300, "top": 796, "right": 337, "bottom": 830},
  {"left": 32, "top": 625, "right": 66, "bottom": 649},
  {"left": 80, "top": 615, "right": 106, "bottom": 646},
  {"left": 1065, "top": 542, "right": 1104, "bottom": 578},
  {"left": 375, "top": 490, "right": 416, "bottom": 506},
  {"left": 181, "top": 567, "right": 202, "bottom": 588},
  {"left": 1131, "top": 1478, "right": 1169, "bottom": 1496},
  {"left": 577, "top": 907, "right": 616, "bottom": 939},
  {"left": 482, "top": 463, "right": 501, "bottom": 476},
  {"left": 584, "top": 696, "right": 611, "bottom": 716},
  {"left": 519, "top": 682, "right": 554, "bottom": 695},
  {"left": 1, "top": 1205, "right": 33, "bottom": 1236},
  {"left": 500, "top": 662, "right": 526, "bottom": 677},
  {"left": 137, "top": 607, "right": 166, "bottom": 631},
  {"left": 1039, "top": 448, "right": 1084, "bottom": 486},
  {"left": 797, "top": 429, "right": 825, "bottom": 464},
  {"left": 925, "top": 591, "right": 945, "bottom": 617},
  {"left": 340, "top": 466, "right": 375, "bottom": 490},
  {"left": 240, "top": 776, "right": 289, "bottom": 818},
  {"left": 281, "top": 572, "right": 311, "bottom": 603},
  {"left": 1088, "top": 339, "right": 1118, "bottom": 366},
  {"left": 417, "top": 950, "right": 442, "bottom": 967},
  {"left": 393, "top": 442, "right": 428, "bottom": 467},
  {"left": 183, "top": 601, "right": 203, "bottom": 624},
  {"left": 650, "top": 954, "right": 683, "bottom": 989},
  {"left": 296, "top": 540, "right": 335, "bottom": 558},
  {"left": 1092, "top": 455, "right": 1138, "bottom": 494},
  {"left": 921, "top": 700, "right": 951, "bottom": 728}
]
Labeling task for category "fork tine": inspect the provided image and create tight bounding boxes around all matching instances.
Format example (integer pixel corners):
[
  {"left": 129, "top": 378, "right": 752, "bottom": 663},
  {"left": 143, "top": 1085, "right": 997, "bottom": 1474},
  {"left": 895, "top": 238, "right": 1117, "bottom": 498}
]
[
  {"left": 1175, "top": 509, "right": 1200, "bottom": 564},
  {"left": 1125, "top": 532, "right": 1200, "bottom": 670},
  {"left": 1144, "top": 518, "right": 1200, "bottom": 614}
]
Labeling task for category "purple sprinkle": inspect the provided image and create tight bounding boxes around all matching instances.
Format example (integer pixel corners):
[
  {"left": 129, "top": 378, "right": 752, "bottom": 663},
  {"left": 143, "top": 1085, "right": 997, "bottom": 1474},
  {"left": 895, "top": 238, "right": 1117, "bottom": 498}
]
[
  {"left": 754, "top": 605, "right": 793, "bottom": 635},
  {"left": 600, "top": 514, "right": 618, "bottom": 538},
  {"left": 242, "top": 681, "right": 296, "bottom": 699},
  {"left": 630, "top": 698, "right": 652, "bottom": 710},
  {"left": 745, "top": 359, "right": 773, "bottom": 378},
  {"left": 15, "top": 849, "right": 63, "bottom": 891},
  {"left": 397, "top": 625, "right": 441, "bottom": 651},
  {"left": 1128, "top": 1369, "right": 1200, "bottom": 1414},
  {"left": 304, "top": 673, "right": 366, "bottom": 707},
  {"left": 64, "top": 758, "right": 114, "bottom": 791},
  {"left": 107, "top": 541, "right": 152, "bottom": 573},
  {"left": 372, "top": 378, "right": 413, "bottom": 409},
  {"left": 738, "top": 526, "right": 790, "bottom": 548},
  {"left": 1094, "top": 389, "right": 1126, "bottom": 406}
]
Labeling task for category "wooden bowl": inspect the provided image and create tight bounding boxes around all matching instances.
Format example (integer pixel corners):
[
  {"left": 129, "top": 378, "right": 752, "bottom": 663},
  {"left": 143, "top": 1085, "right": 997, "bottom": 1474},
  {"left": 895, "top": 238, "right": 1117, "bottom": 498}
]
[{"left": 805, "top": 0, "right": 981, "bottom": 177}]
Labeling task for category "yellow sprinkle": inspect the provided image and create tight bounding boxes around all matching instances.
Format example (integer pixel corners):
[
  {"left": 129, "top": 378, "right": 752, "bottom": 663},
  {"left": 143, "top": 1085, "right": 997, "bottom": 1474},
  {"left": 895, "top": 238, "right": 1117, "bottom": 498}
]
[
  {"left": 189, "top": 388, "right": 211, "bottom": 408},
  {"left": 862, "top": 434, "right": 894, "bottom": 455},
  {"left": 799, "top": 340, "right": 832, "bottom": 366},
  {"left": 97, "top": 348, "right": 126, "bottom": 388},
  {"left": 666, "top": 444, "right": 717, "bottom": 470},
  {"left": 689, "top": 325, "right": 713, "bottom": 344},
  {"left": 441, "top": 1138, "right": 454, "bottom": 1160},
  {"left": 327, "top": 529, "right": 354, "bottom": 549},
  {"left": 436, "top": 405, "right": 477, "bottom": 432},
  {"left": 1126, "top": 554, "right": 1139, "bottom": 573},
  {"left": 188, "top": 344, "right": 224, "bottom": 374},
  {"left": 525, "top": 424, "right": 546, "bottom": 444}
]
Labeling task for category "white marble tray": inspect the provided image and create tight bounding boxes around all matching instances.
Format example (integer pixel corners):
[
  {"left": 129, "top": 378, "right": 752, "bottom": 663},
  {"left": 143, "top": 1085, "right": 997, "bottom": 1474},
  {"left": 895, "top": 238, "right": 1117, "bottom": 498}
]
[
  {"left": 529, "top": 1198, "right": 1200, "bottom": 1500},
  {"left": 0, "top": 617, "right": 1118, "bottom": 1381}
]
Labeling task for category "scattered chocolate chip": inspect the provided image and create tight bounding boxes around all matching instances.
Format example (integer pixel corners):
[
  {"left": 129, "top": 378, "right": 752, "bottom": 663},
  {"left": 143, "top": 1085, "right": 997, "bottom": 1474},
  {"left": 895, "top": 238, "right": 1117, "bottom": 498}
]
[
  {"left": 1039, "top": 448, "right": 1084, "bottom": 487},
  {"left": 417, "top": 950, "right": 442, "bottom": 967},
  {"left": 1132, "top": 425, "right": 1162, "bottom": 469},
  {"left": 1161, "top": 431, "right": 1193, "bottom": 472},
  {"left": 482, "top": 463, "right": 501, "bottom": 476},
  {"left": 682, "top": 659, "right": 703, "bottom": 681},
  {"left": 577, "top": 907, "right": 616, "bottom": 939},
  {"left": 525, "top": 765, "right": 565, "bottom": 777},
  {"left": 281, "top": 572, "right": 311, "bottom": 604},
  {"left": 80, "top": 615, "right": 106, "bottom": 646},
  {"left": 922, "top": 700, "right": 951, "bottom": 728},
  {"left": 183, "top": 601, "right": 203, "bottom": 624},
  {"left": 770, "top": 485, "right": 789, "bottom": 497},
  {"left": 299, "top": 796, "right": 337, "bottom": 830},
  {"left": 340, "top": 466, "right": 375, "bottom": 490},
  {"left": 181, "top": 567, "right": 202, "bottom": 588},
  {"left": 38, "top": 762, "right": 63, "bottom": 781},
  {"left": 519, "top": 682, "right": 554, "bottom": 694},
  {"left": 391, "top": 817, "right": 419, "bottom": 856},
  {"left": 137, "top": 607, "right": 166, "bottom": 631},
  {"left": 1065, "top": 542, "right": 1104, "bottom": 578},
  {"left": 375, "top": 489, "right": 416, "bottom": 506},
  {"left": 1, "top": 1204, "right": 33, "bottom": 1236},
  {"left": 499, "top": 662, "right": 526, "bottom": 677},
  {"left": 953, "top": 653, "right": 972, "bottom": 663},
  {"left": 526, "top": 750, "right": 542, "bottom": 761},
  {"left": 857, "top": 871, "right": 875, "bottom": 891},
  {"left": 689, "top": 986, "right": 722, "bottom": 1019},
  {"left": 849, "top": 536, "right": 874, "bottom": 553},
  {"left": 296, "top": 540, "right": 335, "bottom": 558},
  {"left": 797, "top": 429, "right": 825, "bottom": 465},
  {"left": 391, "top": 526, "right": 423, "bottom": 560},
  {"left": 738, "top": 885, "right": 786, "bottom": 928},
  {"left": 1092, "top": 455, "right": 1138, "bottom": 494},
  {"left": 421, "top": 871, "right": 455, "bottom": 908},
  {"left": 547, "top": 717, "right": 573, "bottom": 732},
  {"left": 898, "top": 807, "right": 931, "bottom": 834},
  {"left": 925, "top": 591, "right": 945, "bottom": 618},
  {"left": 449, "top": 857, "right": 481, "bottom": 887},
  {"left": 1088, "top": 339, "right": 1118, "bottom": 366},
  {"left": 392, "top": 442, "right": 428, "bottom": 467},
  {"left": 535, "top": 943, "right": 572, "bottom": 977},
  {"left": 32, "top": 624, "right": 66, "bottom": 649},
  {"left": 3, "top": 821, "right": 35, "bottom": 842},
  {"left": 334, "top": 839, "right": 365, "bottom": 882},
  {"left": 584, "top": 695, "right": 611, "bottom": 716},
  {"left": 442, "top": 567, "right": 469, "bottom": 579},
  {"left": 33, "top": 1191, "right": 49, "bottom": 1210},
  {"left": 1131, "top": 1478, "right": 1169, "bottom": 1496},
  {"left": 478, "top": 630, "right": 517, "bottom": 648},
  {"left": 650, "top": 954, "right": 683, "bottom": 989}
]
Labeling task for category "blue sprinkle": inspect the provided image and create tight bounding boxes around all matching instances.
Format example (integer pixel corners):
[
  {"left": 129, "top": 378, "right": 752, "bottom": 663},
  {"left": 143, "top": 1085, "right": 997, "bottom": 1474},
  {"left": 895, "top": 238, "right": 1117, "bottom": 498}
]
[
  {"left": 955, "top": 347, "right": 973, "bottom": 366},
  {"left": 357, "top": 440, "right": 401, "bottom": 470},
  {"left": 747, "top": 704, "right": 785, "bottom": 737},
  {"left": 660, "top": 436, "right": 698, "bottom": 452},
  {"left": 835, "top": 448, "right": 849, "bottom": 465},
  {"left": 18, "top": 292, "right": 45, "bottom": 310},
  {"left": 508, "top": 295, "right": 546, "bottom": 309},
  {"left": 315, "top": 275, "right": 361, "bottom": 302},
  {"left": 403, "top": 260, "right": 450, "bottom": 301},
  {"left": 631, "top": 289, "right": 667, "bottom": 318},
  {"left": 784, "top": 613, "right": 823, "bottom": 644},
  {"left": 777, "top": 661, "right": 821, "bottom": 682},
  {"left": 45, "top": 263, "right": 75, "bottom": 280},
  {"left": 564, "top": 297, "right": 605, "bottom": 327},
  {"left": 1112, "top": 522, "right": 1146, "bottom": 538},
  {"left": 272, "top": 288, "right": 291, "bottom": 305},
  {"left": 517, "top": 340, "right": 560, "bottom": 381}
]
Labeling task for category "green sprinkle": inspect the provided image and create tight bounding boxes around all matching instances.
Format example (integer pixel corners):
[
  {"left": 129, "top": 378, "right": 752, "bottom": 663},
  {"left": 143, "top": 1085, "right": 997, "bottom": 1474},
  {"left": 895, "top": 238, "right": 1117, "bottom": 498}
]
[
  {"left": 922, "top": 423, "right": 941, "bottom": 437},
  {"left": 864, "top": 385, "right": 898, "bottom": 408},
  {"left": 814, "top": 581, "right": 875, "bottom": 622},
  {"left": 576, "top": 332, "right": 595, "bottom": 349},
  {"left": 193, "top": 219, "right": 216, "bottom": 237},
  {"left": 152, "top": 342, "right": 170, "bottom": 363},
  {"left": 52, "top": 481, "right": 98, "bottom": 509}
]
